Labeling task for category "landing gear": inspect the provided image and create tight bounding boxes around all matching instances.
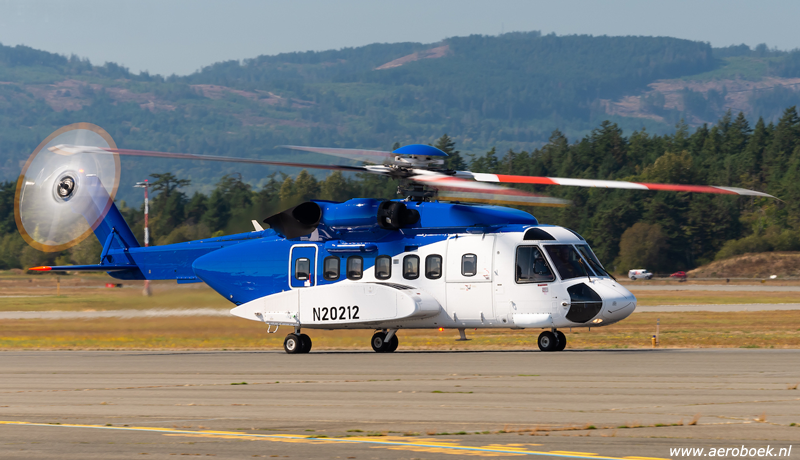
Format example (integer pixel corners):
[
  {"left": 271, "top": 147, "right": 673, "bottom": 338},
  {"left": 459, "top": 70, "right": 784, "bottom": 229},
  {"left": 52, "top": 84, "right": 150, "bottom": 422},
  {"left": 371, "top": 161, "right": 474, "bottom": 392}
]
[
  {"left": 371, "top": 330, "right": 399, "bottom": 353},
  {"left": 299, "top": 333, "right": 312, "bottom": 353},
  {"left": 555, "top": 330, "right": 567, "bottom": 351},
  {"left": 538, "top": 330, "right": 567, "bottom": 352},
  {"left": 537, "top": 331, "right": 558, "bottom": 352},
  {"left": 284, "top": 333, "right": 312, "bottom": 354}
]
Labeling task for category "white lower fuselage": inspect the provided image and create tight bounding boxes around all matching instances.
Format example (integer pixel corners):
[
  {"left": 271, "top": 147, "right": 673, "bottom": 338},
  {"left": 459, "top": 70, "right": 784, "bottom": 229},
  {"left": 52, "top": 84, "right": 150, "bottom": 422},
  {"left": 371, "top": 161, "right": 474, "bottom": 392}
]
[{"left": 231, "top": 227, "right": 637, "bottom": 333}]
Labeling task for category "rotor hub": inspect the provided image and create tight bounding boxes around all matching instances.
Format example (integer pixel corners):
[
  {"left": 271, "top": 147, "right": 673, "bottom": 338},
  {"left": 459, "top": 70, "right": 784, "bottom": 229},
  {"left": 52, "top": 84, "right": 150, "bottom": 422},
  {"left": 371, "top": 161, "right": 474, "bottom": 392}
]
[{"left": 55, "top": 174, "right": 77, "bottom": 201}]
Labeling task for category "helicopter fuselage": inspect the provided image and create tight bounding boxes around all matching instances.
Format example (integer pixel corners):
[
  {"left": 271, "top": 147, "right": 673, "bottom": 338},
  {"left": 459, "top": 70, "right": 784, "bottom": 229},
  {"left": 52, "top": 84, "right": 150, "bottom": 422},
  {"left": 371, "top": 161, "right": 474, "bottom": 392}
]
[{"left": 104, "top": 199, "right": 636, "bottom": 333}]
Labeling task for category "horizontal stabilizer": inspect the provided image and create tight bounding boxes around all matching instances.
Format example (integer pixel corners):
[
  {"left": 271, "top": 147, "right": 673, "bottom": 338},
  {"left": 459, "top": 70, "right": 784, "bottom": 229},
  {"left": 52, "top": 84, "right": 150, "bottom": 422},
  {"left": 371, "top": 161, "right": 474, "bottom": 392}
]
[{"left": 29, "top": 265, "right": 138, "bottom": 272}]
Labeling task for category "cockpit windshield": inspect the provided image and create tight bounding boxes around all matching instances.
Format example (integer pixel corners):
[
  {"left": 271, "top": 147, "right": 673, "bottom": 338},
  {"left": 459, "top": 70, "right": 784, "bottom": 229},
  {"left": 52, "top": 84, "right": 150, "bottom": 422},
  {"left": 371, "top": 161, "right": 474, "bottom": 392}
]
[
  {"left": 544, "top": 245, "right": 590, "bottom": 280},
  {"left": 576, "top": 244, "right": 609, "bottom": 277}
]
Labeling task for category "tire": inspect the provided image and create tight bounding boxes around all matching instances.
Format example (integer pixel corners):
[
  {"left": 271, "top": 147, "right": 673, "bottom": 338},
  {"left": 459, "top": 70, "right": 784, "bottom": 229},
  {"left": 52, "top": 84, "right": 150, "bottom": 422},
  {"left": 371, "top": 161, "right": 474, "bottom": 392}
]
[
  {"left": 386, "top": 335, "right": 399, "bottom": 353},
  {"left": 371, "top": 332, "right": 387, "bottom": 353},
  {"left": 555, "top": 331, "right": 567, "bottom": 351},
  {"left": 537, "top": 331, "right": 558, "bottom": 352},
  {"left": 299, "top": 334, "right": 312, "bottom": 353},
  {"left": 284, "top": 334, "right": 302, "bottom": 354}
]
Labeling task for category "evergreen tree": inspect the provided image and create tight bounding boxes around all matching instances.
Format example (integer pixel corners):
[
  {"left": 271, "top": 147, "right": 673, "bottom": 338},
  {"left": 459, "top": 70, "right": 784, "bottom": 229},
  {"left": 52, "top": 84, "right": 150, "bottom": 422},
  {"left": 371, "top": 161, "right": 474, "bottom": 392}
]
[
  {"left": 185, "top": 192, "right": 208, "bottom": 224},
  {"left": 433, "top": 134, "right": 467, "bottom": 170},
  {"left": 293, "top": 170, "right": 320, "bottom": 202}
]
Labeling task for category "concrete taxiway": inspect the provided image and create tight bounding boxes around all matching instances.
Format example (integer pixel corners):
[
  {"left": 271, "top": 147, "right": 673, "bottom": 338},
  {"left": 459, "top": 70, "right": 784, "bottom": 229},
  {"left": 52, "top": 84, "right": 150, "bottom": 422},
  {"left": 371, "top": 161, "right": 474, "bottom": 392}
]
[
  {"left": 1, "top": 350, "right": 798, "bottom": 459},
  {"left": 625, "top": 284, "right": 800, "bottom": 292}
]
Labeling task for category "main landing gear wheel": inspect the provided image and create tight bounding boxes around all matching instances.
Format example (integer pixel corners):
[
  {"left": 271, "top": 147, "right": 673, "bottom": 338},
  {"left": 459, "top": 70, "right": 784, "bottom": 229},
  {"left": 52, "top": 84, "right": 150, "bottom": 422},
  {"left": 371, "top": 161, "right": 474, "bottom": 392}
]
[
  {"left": 371, "top": 332, "right": 398, "bottom": 353},
  {"left": 537, "top": 331, "right": 558, "bottom": 352},
  {"left": 299, "top": 333, "right": 312, "bottom": 353},
  {"left": 284, "top": 333, "right": 312, "bottom": 354},
  {"left": 387, "top": 335, "right": 399, "bottom": 352},
  {"left": 555, "top": 331, "right": 567, "bottom": 351}
]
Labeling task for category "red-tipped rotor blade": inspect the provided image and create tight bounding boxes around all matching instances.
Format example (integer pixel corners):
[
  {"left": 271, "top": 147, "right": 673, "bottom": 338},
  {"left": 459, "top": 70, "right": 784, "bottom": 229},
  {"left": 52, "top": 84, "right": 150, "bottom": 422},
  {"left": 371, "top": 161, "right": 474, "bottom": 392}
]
[
  {"left": 48, "top": 145, "right": 371, "bottom": 174},
  {"left": 411, "top": 173, "right": 570, "bottom": 207},
  {"left": 464, "top": 172, "right": 777, "bottom": 198}
]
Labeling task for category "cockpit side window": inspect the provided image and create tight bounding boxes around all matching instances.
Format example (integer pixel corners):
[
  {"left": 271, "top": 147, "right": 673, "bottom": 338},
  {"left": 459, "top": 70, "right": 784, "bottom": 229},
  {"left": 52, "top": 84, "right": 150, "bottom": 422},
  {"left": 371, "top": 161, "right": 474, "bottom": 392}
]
[
  {"left": 515, "top": 246, "right": 556, "bottom": 283},
  {"left": 576, "top": 244, "right": 608, "bottom": 277},
  {"left": 544, "top": 244, "right": 591, "bottom": 280}
]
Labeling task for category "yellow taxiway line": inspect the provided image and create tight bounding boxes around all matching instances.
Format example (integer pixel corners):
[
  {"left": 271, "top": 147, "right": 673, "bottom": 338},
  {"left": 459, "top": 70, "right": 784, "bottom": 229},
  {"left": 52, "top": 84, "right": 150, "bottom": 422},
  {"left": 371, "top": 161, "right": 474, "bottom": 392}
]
[{"left": 0, "top": 420, "right": 671, "bottom": 459}]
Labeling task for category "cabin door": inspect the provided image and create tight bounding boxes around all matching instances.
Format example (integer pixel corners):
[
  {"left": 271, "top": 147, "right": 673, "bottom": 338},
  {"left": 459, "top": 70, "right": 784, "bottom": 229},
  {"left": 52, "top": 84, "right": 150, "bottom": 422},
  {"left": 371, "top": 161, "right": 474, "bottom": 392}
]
[
  {"left": 445, "top": 234, "right": 495, "bottom": 323},
  {"left": 289, "top": 245, "right": 318, "bottom": 289}
]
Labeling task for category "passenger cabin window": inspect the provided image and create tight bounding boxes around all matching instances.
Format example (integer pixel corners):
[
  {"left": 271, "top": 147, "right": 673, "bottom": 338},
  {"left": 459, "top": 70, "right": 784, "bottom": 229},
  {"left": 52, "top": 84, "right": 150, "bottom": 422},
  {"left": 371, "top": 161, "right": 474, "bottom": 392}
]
[
  {"left": 375, "top": 255, "right": 392, "bottom": 280},
  {"left": 346, "top": 256, "right": 363, "bottom": 280},
  {"left": 515, "top": 246, "right": 556, "bottom": 283},
  {"left": 544, "top": 245, "right": 589, "bottom": 280},
  {"left": 425, "top": 255, "right": 442, "bottom": 279},
  {"left": 461, "top": 254, "right": 477, "bottom": 277},
  {"left": 403, "top": 255, "right": 420, "bottom": 279},
  {"left": 323, "top": 256, "right": 340, "bottom": 280},
  {"left": 295, "top": 258, "right": 310, "bottom": 280}
]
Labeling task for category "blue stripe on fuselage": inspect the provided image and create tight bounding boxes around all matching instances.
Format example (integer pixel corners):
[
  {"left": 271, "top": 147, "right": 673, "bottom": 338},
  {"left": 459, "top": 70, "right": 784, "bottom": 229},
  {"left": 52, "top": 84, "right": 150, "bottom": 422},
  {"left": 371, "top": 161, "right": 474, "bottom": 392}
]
[{"left": 191, "top": 231, "right": 454, "bottom": 305}]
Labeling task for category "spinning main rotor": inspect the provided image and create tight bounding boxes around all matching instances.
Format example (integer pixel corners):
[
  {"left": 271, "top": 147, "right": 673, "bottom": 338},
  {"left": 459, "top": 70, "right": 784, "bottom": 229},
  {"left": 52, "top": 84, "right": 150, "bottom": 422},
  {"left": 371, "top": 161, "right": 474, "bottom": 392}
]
[
  {"left": 47, "top": 141, "right": 775, "bottom": 204},
  {"left": 16, "top": 123, "right": 777, "bottom": 251}
]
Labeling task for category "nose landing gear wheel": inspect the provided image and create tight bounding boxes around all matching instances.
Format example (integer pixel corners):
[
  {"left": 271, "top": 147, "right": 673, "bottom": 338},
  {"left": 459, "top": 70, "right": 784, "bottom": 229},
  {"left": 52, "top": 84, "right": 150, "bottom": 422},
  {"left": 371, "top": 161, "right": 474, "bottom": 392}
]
[
  {"left": 537, "top": 331, "right": 558, "bottom": 352},
  {"left": 555, "top": 331, "right": 567, "bottom": 351},
  {"left": 371, "top": 332, "right": 398, "bottom": 353}
]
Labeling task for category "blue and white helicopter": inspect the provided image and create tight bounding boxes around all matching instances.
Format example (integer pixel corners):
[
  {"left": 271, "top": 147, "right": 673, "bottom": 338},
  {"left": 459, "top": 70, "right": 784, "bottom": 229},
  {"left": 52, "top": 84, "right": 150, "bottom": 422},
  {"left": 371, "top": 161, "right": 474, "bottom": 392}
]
[{"left": 17, "top": 123, "right": 775, "bottom": 353}]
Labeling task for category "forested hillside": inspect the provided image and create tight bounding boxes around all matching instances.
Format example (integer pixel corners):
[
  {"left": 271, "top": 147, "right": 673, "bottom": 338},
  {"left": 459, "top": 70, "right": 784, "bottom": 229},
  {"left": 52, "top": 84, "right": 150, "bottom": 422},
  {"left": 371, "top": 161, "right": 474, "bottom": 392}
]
[
  {"left": 1, "top": 109, "right": 797, "bottom": 273},
  {"left": 3, "top": 32, "right": 800, "bottom": 203},
  {"left": 1, "top": 33, "right": 799, "bottom": 273}
]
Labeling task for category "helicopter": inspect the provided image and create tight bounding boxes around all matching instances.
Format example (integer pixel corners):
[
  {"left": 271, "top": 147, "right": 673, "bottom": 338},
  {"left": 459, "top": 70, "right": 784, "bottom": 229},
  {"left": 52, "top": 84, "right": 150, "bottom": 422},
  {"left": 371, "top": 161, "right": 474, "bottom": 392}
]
[{"left": 16, "top": 123, "right": 776, "bottom": 353}]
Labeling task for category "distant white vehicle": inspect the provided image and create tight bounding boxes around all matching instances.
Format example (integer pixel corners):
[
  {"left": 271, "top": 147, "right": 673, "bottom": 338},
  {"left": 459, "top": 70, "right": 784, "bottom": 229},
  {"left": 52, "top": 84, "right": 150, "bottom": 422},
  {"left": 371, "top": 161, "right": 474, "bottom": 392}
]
[{"left": 628, "top": 269, "right": 653, "bottom": 280}]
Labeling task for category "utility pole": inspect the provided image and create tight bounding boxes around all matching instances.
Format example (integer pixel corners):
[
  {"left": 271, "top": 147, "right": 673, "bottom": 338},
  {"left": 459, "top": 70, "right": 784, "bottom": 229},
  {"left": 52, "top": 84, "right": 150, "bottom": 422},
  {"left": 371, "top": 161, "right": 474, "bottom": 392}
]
[{"left": 134, "top": 180, "right": 151, "bottom": 296}]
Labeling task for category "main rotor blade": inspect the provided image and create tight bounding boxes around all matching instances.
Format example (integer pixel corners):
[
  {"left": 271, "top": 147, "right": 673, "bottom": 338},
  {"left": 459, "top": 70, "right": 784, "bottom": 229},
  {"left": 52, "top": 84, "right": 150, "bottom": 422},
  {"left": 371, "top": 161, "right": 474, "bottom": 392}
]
[
  {"left": 463, "top": 172, "right": 777, "bottom": 198},
  {"left": 48, "top": 145, "right": 371, "bottom": 174},
  {"left": 410, "top": 173, "right": 570, "bottom": 207},
  {"left": 279, "top": 145, "right": 394, "bottom": 163}
]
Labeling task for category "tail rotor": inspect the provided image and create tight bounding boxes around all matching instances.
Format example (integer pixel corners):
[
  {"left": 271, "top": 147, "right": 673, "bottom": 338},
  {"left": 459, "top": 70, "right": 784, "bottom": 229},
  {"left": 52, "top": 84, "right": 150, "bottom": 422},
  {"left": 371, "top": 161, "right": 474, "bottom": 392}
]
[{"left": 15, "top": 123, "right": 120, "bottom": 252}]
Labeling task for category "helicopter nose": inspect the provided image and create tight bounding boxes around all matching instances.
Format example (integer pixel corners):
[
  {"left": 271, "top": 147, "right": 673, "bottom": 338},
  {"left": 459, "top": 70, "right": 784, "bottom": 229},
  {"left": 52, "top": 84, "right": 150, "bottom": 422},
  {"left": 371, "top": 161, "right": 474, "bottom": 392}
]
[{"left": 599, "top": 282, "right": 636, "bottom": 323}]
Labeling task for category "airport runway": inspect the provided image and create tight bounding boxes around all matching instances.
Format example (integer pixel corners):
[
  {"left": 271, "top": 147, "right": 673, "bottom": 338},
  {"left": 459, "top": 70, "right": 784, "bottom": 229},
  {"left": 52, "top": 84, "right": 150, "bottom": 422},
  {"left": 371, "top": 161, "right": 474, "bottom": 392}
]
[
  {"left": 1, "top": 350, "right": 798, "bottom": 459},
  {"left": 625, "top": 284, "right": 800, "bottom": 292}
]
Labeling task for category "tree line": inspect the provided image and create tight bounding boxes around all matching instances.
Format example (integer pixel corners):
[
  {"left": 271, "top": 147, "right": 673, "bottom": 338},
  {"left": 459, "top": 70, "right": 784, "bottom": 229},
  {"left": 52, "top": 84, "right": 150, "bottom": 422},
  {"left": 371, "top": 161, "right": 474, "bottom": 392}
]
[{"left": 1, "top": 108, "right": 798, "bottom": 273}]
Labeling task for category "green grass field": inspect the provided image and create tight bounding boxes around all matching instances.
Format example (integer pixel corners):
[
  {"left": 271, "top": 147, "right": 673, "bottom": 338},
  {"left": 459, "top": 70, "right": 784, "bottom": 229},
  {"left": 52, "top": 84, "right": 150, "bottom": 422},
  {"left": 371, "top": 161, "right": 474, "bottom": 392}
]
[{"left": 1, "top": 311, "right": 798, "bottom": 350}]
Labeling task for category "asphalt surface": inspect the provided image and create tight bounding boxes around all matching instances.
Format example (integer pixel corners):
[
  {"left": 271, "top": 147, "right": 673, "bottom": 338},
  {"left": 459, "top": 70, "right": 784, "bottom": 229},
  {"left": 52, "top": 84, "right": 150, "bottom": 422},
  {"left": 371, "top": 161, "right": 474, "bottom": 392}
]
[
  {"left": 1, "top": 350, "right": 798, "bottom": 459},
  {"left": 624, "top": 284, "right": 800, "bottom": 291}
]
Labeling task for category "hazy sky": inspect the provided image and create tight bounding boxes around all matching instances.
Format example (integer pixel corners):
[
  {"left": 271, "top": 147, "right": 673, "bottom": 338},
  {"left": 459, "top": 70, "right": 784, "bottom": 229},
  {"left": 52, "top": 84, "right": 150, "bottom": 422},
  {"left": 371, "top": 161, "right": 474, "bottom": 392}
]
[{"left": 1, "top": 0, "right": 798, "bottom": 76}]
